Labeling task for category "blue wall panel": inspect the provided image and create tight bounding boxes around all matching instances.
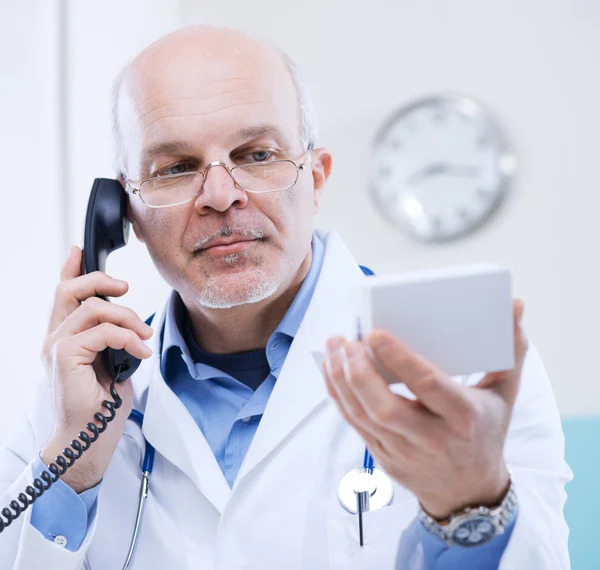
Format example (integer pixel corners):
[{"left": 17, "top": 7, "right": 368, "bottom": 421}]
[{"left": 563, "top": 417, "right": 600, "bottom": 569}]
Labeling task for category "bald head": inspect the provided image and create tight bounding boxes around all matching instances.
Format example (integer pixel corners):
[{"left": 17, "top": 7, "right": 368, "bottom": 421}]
[{"left": 110, "top": 25, "right": 317, "bottom": 178}]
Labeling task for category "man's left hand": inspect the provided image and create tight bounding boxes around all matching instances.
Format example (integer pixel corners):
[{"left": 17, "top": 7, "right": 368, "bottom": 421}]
[{"left": 322, "top": 299, "right": 528, "bottom": 520}]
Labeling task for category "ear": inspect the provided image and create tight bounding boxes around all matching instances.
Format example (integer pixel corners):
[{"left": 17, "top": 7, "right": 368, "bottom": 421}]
[
  {"left": 118, "top": 174, "right": 146, "bottom": 244},
  {"left": 310, "top": 148, "right": 332, "bottom": 215}
]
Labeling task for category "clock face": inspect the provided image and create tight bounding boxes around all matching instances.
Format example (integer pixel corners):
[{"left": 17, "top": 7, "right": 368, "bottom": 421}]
[{"left": 370, "top": 96, "right": 516, "bottom": 242}]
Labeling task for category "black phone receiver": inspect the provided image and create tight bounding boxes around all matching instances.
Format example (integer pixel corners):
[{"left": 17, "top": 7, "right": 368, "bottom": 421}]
[
  {"left": 0, "top": 178, "right": 140, "bottom": 534},
  {"left": 83, "top": 178, "right": 141, "bottom": 382}
]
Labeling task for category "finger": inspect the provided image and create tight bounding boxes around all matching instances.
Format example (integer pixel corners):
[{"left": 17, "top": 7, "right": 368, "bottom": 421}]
[
  {"left": 326, "top": 368, "right": 416, "bottom": 479},
  {"left": 340, "top": 341, "right": 439, "bottom": 445},
  {"left": 56, "top": 297, "right": 153, "bottom": 340},
  {"left": 512, "top": 298, "right": 528, "bottom": 369},
  {"left": 325, "top": 337, "right": 429, "bottom": 446},
  {"left": 323, "top": 348, "right": 411, "bottom": 470},
  {"left": 477, "top": 299, "right": 529, "bottom": 404},
  {"left": 324, "top": 338, "right": 401, "bottom": 446},
  {"left": 59, "top": 322, "right": 153, "bottom": 367},
  {"left": 60, "top": 246, "right": 82, "bottom": 282},
  {"left": 324, "top": 337, "right": 374, "bottom": 428},
  {"left": 366, "top": 330, "right": 475, "bottom": 427},
  {"left": 48, "top": 272, "right": 129, "bottom": 334}
]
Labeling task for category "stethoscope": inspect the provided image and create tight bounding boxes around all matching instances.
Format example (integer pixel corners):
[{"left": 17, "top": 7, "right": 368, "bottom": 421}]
[
  {"left": 337, "top": 449, "right": 394, "bottom": 546},
  {"left": 121, "top": 416, "right": 393, "bottom": 564},
  {"left": 336, "top": 320, "right": 394, "bottom": 546},
  {"left": 123, "top": 360, "right": 393, "bottom": 567},
  {"left": 122, "top": 410, "right": 155, "bottom": 570}
]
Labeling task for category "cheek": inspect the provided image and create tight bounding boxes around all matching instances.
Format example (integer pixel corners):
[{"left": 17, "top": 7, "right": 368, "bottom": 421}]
[
  {"left": 135, "top": 208, "right": 183, "bottom": 251},
  {"left": 266, "top": 184, "right": 314, "bottom": 231}
]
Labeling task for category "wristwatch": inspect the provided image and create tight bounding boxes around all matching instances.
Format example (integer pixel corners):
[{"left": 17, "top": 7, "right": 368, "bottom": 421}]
[{"left": 418, "top": 476, "right": 518, "bottom": 548}]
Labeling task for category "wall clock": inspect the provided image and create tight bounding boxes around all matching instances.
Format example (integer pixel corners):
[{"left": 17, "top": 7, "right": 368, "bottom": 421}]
[{"left": 370, "top": 95, "right": 517, "bottom": 242}]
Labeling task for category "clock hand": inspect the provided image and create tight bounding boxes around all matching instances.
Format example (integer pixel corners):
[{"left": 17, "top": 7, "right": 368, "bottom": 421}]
[
  {"left": 444, "top": 164, "right": 479, "bottom": 177},
  {"left": 407, "top": 163, "right": 446, "bottom": 186},
  {"left": 408, "top": 163, "right": 479, "bottom": 186}
]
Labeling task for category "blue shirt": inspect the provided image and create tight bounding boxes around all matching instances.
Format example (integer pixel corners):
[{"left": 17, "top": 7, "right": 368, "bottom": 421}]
[{"left": 30, "top": 231, "right": 516, "bottom": 566}]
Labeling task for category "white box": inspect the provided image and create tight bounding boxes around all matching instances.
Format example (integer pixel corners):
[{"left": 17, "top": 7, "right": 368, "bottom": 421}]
[{"left": 358, "top": 264, "right": 515, "bottom": 377}]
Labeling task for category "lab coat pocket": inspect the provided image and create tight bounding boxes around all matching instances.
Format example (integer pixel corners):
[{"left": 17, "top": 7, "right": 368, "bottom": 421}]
[{"left": 326, "top": 500, "right": 418, "bottom": 569}]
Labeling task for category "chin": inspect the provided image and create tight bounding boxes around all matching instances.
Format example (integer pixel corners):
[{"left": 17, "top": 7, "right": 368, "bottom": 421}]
[{"left": 196, "top": 269, "right": 278, "bottom": 309}]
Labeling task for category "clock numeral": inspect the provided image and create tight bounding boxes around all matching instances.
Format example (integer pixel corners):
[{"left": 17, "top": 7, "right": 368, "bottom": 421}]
[
  {"left": 458, "top": 208, "right": 470, "bottom": 221},
  {"left": 432, "top": 110, "right": 447, "bottom": 124},
  {"left": 477, "top": 135, "right": 490, "bottom": 148},
  {"left": 379, "top": 165, "right": 391, "bottom": 178}
]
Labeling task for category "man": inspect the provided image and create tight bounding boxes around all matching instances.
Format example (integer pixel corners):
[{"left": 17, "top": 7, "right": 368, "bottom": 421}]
[{"left": 0, "top": 25, "right": 570, "bottom": 569}]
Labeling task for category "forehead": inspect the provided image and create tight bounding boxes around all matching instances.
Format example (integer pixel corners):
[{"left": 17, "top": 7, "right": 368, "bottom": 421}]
[{"left": 118, "top": 37, "right": 301, "bottom": 172}]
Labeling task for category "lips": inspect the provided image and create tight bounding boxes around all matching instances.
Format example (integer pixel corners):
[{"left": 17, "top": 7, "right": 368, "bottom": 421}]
[
  {"left": 203, "top": 238, "right": 254, "bottom": 250},
  {"left": 201, "top": 239, "right": 254, "bottom": 251},
  {"left": 198, "top": 238, "right": 258, "bottom": 256},
  {"left": 192, "top": 229, "right": 266, "bottom": 256}
]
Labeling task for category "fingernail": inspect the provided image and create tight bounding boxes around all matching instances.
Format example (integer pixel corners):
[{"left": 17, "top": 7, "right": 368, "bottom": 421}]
[
  {"left": 114, "top": 279, "right": 128, "bottom": 286},
  {"left": 370, "top": 336, "right": 391, "bottom": 353},
  {"left": 342, "top": 343, "right": 361, "bottom": 360},
  {"left": 326, "top": 337, "right": 344, "bottom": 354}
]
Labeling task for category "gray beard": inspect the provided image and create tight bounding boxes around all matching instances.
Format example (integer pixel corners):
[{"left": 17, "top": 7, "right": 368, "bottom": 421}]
[{"left": 196, "top": 266, "right": 278, "bottom": 309}]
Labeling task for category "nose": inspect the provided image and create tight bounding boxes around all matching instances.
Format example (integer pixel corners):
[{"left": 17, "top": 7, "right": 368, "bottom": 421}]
[{"left": 194, "top": 161, "right": 249, "bottom": 214}]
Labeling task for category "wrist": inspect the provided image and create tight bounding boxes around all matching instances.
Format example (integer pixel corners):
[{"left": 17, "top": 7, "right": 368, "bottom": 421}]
[
  {"left": 40, "top": 436, "right": 104, "bottom": 493},
  {"left": 418, "top": 472, "right": 518, "bottom": 548},
  {"left": 419, "top": 463, "right": 510, "bottom": 521}
]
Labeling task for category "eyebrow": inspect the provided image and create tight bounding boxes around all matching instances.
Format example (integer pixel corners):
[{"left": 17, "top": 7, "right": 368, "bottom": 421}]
[
  {"left": 140, "top": 141, "right": 193, "bottom": 169},
  {"left": 139, "top": 124, "right": 288, "bottom": 174},
  {"left": 231, "top": 125, "right": 286, "bottom": 144}
]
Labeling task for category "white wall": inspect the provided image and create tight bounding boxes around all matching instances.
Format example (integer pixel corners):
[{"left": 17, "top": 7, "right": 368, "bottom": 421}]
[
  {"left": 0, "top": 1, "right": 64, "bottom": 440},
  {"left": 2, "top": 0, "right": 598, "bottom": 448},
  {"left": 178, "top": 0, "right": 600, "bottom": 417}
]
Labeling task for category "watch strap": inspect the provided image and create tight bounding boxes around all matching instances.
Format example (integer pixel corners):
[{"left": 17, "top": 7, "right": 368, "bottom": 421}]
[{"left": 418, "top": 475, "right": 518, "bottom": 547}]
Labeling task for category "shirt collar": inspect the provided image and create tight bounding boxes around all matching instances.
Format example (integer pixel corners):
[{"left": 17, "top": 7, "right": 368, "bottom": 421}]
[{"left": 161, "top": 231, "right": 327, "bottom": 380}]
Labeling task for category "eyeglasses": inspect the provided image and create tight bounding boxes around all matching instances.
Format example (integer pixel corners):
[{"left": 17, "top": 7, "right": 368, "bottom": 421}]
[{"left": 125, "top": 150, "right": 312, "bottom": 209}]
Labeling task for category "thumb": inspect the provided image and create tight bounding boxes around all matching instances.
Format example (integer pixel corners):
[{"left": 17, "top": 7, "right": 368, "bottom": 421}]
[{"left": 477, "top": 298, "right": 529, "bottom": 405}]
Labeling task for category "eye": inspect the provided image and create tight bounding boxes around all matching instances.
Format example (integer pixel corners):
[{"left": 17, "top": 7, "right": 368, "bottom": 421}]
[
  {"left": 238, "top": 150, "right": 273, "bottom": 163},
  {"left": 155, "top": 161, "right": 196, "bottom": 177}
]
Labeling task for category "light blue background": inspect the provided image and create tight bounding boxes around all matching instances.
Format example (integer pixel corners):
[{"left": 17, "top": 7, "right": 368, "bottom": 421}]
[{"left": 563, "top": 417, "right": 600, "bottom": 570}]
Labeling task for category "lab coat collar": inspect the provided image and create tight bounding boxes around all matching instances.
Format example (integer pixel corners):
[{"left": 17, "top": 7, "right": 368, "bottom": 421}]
[
  {"left": 302, "top": 229, "right": 367, "bottom": 360},
  {"left": 132, "top": 298, "right": 232, "bottom": 514}
]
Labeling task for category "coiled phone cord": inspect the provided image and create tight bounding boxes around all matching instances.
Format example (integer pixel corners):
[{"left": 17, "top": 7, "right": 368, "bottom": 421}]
[{"left": 0, "top": 368, "right": 124, "bottom": 534}]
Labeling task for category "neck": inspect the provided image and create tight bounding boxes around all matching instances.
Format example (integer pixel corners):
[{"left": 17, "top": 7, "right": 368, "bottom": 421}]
[{"left": 180, "top": 250, "right": 313, "bottom": 354}]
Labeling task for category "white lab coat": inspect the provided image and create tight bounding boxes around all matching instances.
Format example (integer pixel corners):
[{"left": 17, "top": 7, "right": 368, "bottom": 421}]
[{"left": 0, "top": 230, "right": 572, "bottom": 570}]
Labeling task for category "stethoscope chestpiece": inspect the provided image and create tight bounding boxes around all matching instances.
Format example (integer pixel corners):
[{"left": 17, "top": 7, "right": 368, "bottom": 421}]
[{"left": 338, "top": 467, "right": 394, "bottom": 514}]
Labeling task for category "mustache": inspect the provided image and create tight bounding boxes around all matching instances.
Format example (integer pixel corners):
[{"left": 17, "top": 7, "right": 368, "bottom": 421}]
[{"left": 192, "top": 226, "right": 266, "bottom": 253}]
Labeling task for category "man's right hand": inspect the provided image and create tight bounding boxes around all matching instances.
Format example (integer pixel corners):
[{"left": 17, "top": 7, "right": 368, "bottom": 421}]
[{"left": 39, "top": 246, "right": 154, "bottom": 493}]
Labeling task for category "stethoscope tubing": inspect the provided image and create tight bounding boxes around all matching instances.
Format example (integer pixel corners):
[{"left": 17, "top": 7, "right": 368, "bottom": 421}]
[
  {"left": 122, "top": 410, "right": 155, "bottom": 570},
  {"left": 363, "top": 448, "right": 374, "bottom": 473},
  {"left": 122, "top": 412, "right": 376, "bottom": 568},
  {"left": 128, "top": 410, "right": 155, "bottom": 473}
]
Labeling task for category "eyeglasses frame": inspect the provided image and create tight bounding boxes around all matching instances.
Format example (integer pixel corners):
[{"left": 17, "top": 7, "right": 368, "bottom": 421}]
[{"left": 124, "top": 148, "right": 313, "bottom": 209}]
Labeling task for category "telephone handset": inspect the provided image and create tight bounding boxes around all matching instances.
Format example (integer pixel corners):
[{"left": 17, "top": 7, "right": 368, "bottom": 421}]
[
  {"left": 83, "top": 178, "right": 141, "bottom": 381},
  {"left": 0, "top": 178, "right": 139, "bottom": 534}
]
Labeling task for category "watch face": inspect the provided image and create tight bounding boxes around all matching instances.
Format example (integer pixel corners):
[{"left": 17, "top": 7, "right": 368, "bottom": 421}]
[
  {"left": 451, "top": 515, "right": 497, "bottom": 547},
  {"left": 370, "top": 95, "right": 516, "bottom": 243}
]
